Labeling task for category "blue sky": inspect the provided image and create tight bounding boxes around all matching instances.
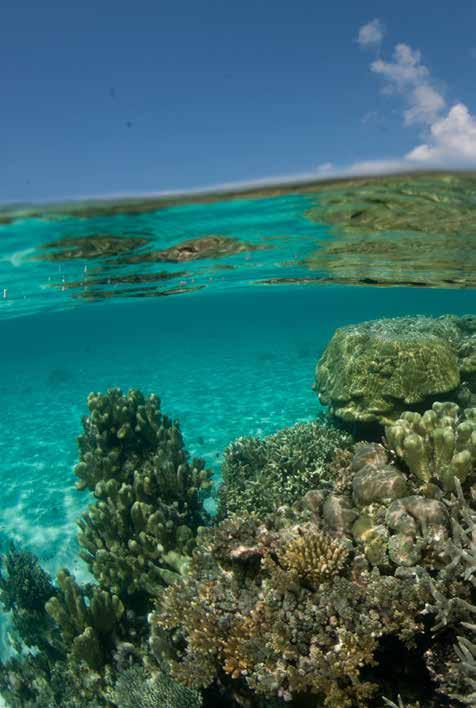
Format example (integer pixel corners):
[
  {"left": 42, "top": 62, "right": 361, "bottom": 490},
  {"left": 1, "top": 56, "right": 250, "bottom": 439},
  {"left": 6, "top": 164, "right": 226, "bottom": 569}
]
[{"left": 1, "top": 0, "right": 476, "bottom": 203}]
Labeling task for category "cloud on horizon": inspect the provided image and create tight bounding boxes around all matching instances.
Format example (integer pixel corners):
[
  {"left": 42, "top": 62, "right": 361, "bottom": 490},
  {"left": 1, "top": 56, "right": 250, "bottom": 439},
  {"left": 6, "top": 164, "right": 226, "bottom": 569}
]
[{"left": 329, "top": 20, "right": 476, "bottom": 175}]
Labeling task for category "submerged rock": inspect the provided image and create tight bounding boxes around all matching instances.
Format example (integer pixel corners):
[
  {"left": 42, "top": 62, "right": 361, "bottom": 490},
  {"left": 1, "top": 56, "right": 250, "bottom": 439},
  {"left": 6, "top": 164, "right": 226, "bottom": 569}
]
[{"left": 315, "top": 315, "right": 475, "bottom": 426}]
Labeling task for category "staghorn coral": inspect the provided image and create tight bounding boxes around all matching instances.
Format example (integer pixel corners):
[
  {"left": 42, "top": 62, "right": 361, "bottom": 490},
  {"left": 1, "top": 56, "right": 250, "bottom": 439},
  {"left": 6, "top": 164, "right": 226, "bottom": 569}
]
[
  {"left": 151, "top": 509, "right": 429, "bottom": 707},
  {"left": 385, "top": 402, "right": 476, "bottom": 493},
  {"left": 218, "top": 419, "right": 353, "bottom": 519},
  {"left": 315, "top": 315, "right": 475, "bottom": 426},
  {"left": 75, "top": 388, "right": 212, "bottom": 597},
  {"left": 422, "top": 480, "right": 476, "bottom": 705}
]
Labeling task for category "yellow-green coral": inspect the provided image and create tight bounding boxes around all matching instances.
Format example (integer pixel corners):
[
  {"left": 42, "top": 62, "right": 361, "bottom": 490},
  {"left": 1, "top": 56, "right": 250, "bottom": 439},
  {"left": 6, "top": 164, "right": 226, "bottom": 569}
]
[
  {"left": 75, "top": 388, "right": 212, "bottom": 596},
  {"left": 385, "top": 402, "right": 476, "bottom": 492},
  {"left": 45, "top": 569, "right": 125, "bottom": 671},
  {"left": 316, "top": 316, "right": 475, "bottom": 425}
]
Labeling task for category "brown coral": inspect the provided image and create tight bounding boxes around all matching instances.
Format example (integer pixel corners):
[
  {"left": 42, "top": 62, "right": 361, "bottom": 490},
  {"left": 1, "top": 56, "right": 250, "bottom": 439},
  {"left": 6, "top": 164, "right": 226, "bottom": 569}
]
[{"left": 278, "top": 525, "right": 350, "bottom": 588}]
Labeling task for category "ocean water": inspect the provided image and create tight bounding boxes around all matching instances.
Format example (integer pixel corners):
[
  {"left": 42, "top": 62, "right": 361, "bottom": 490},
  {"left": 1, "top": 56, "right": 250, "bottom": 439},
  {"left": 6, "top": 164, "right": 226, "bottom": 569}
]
[{"left": 0, "top": 173, "right": 475, "bottom": 707}]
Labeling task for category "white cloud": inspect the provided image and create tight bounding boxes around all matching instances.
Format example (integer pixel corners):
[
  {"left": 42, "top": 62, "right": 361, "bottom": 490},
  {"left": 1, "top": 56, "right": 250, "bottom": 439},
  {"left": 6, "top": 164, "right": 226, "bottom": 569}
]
[
  {"left": 371, "top": 44, "right": 429, "bottom": 86},
  {"left": 360, "top": 32, "right": 476, "bottom": 168},
  {"left": 406, "top": 103, "right": 476, "bottom": 163},
  {"left": 357, "top": 19, "right": 385, "bottom": 49},
  {"left": 403, "top": 84, "right": 445, "bottom": 125},
  {"left": 370, "top": 43, "right": 445, "bottom": 126}
]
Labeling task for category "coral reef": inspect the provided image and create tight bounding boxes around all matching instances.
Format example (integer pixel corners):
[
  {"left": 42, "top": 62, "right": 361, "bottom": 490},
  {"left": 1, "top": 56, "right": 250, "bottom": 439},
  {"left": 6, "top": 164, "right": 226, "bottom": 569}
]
[
  {"left": 36, "top": 233, "right": 151, "bottom": 261},
  {"left": 218, "top": 419, "right": 353, "bottom": 518},
  {"left": 75, "top": 388, "right": 212, "bottom": 597},
  {"left": 109, "top": 664, "right": 202, "bottom": 708},
  {"left": 385, "top": 402, "right": 476, "bottom": 492},
  {"left": 4, "top": 375, "right": 476, "bottom": 706},
  {"left": 0, "top": 543, "right": 56, "bottom": 614},
  {"left": 421, "top": 480, "right": 476, "bottom": 705},
  {"left": 315, "top": 315, "right": 476, "bottom": 426},
  {"left": 45, "top": 569, "right": 126, "bottom": 672},
  {"left": 152, "top": 510, "right": 429, "bottom": 707}
]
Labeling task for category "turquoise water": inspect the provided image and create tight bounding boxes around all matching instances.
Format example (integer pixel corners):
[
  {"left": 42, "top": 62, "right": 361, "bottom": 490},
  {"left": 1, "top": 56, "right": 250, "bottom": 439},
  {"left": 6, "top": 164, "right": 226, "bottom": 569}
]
[
  {"left": 0, "top": 193, "right": 328, "bottom": 319},
  {"left": 0, "top": 179, "right": 475, "bottom": 706}
]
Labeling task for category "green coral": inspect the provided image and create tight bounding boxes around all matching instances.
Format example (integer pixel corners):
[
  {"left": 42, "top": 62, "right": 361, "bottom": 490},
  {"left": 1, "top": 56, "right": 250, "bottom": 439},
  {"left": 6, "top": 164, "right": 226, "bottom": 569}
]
[
  {"left": 0, "top": 388, "right": 212, "bottom": 708},
  {"left": 218, "top": 419, "right": 352, "bottom": 518},
  {"left": 0, "top": 543, "right": 62, "bottom": 657},
  {"left": 0, "top": 549, "right": 107, "bottom": 707},
  {"left": 0, "top": 543, "right": 55, "bottom": 613},
  {"left": 45, "top": 569, "right": 125, "bottom": 672},
  {"left": 75, "top": 387, "right": 212, "bottom": 597},
  {"left": 386, "top": 402, "right": 476, "bottom": 492},
  {"left": 151, "top": 510, "right": 429, "bottom": 707},
  {"left": 316, "top": 315, "right": 475, "bottom": 426}
]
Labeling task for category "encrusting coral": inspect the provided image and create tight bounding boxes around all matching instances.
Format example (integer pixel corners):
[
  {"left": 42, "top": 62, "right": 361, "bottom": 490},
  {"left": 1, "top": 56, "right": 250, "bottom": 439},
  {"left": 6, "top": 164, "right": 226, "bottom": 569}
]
[
  {"left": 75, "top": 387, "right": 213, "bottom": 597},
  {"left": 218, "top": 419, "right": 353, "bottom": 518}
]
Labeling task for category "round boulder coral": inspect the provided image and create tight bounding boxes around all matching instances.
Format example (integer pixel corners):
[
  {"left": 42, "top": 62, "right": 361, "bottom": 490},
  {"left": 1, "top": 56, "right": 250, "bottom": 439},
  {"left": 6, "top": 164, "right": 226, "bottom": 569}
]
[{"left": 315, "top": 316, "right": 470, "bottom": 425}]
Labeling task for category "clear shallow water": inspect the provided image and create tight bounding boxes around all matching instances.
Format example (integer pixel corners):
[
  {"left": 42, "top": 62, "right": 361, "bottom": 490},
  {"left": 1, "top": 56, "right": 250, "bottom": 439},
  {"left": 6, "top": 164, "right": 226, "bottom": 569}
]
[
  {"left": 0, "top": 174, "right": 475, "bottom": 705},
  {"left": 1, "top": 286, "right": 473, "bottom": 568}
]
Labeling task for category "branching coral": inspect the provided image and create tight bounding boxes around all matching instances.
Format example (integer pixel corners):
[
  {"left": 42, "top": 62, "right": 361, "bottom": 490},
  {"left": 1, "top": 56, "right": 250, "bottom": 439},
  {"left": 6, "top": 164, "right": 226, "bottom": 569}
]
[
  {"left": 0, "top": 551, "right": 112, "bottom": 706},
  {"left": 385, "top": 403, "right": 476, "bottom": 492},
  {"left": 151, "top": 510, "right": 428, "bottom": 707},
  {"left": 0, "top": 544, "right": 62, "bottom": 657},
  {"left": 45, "top": 569, "right": 125, "bottom": 671},
  {"left": 0, "top": 543, "right": 55, "bottom": 613},
  {"left": 75, "top": 387, "right": 212, "bottom": 597},
  {"left": 421, "top": 480, "right": 476, "bottom": 705},
  {"left": 277, "top": 525, "right": 350, "bottom": 588},
  {"left": 218, "top": 419, "right": 353, "bottom": 519}
]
